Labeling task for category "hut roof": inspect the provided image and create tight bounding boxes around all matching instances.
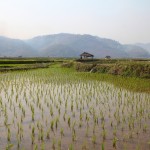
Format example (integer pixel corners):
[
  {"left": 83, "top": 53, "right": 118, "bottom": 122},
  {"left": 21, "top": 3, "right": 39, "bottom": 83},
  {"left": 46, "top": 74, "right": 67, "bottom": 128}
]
[
  {"left": 105, "top": 55, "right": 111, "bottom": 58},
  {"left": 80, "top": 52, "right": 94, "bottom": 57}
]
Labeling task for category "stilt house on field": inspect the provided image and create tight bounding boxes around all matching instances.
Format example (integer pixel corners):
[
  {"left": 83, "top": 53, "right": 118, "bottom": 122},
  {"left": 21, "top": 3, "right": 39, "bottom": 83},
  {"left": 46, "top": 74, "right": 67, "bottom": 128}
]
[{"left": 80, "top": 52, "right": 94, "bottom": 59}]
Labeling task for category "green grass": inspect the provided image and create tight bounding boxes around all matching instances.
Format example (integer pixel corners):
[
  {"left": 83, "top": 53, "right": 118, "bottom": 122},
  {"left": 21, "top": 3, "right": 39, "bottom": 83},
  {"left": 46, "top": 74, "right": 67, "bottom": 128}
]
[
  {"left": 76, "top": 72, "right": 150, "bottom": 93},
  {"left": 52, "top": 64, "right": 150, "bottom": 93},
  {"left": 74, "top": 59, "right": 150, "bottom": 79}
]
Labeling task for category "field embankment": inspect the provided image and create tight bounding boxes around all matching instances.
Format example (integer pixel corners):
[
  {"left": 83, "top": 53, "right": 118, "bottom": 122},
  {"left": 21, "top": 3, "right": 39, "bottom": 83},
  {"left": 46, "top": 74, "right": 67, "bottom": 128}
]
[
  {"left": 61, "top": 59, "right": 150, "bottom": 92},
  {"left": 0, "top": 58, "right": 55, "bottom": 72},
  {"left": 74, "top": 59, "right": 150, "bottom": 79}
]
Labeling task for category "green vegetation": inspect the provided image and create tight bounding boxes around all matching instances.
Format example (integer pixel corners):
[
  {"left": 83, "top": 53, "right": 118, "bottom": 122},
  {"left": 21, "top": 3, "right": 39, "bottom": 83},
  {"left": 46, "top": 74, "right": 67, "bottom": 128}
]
[
  {"left": 75, "top": 59, "right": 150, "bottom": 79},
  {"left": 61, "top": 59, "right": 150, "bottom": 92},
  {"left": 75, "top": 72, "right": 150, "bottom": 93},
  {"left": 0, "top": 58, "right": 54, "bottom": 72},
  {"left": 0, "top": 63, "right": 50, "bottom": 72},
  {"left": 0, "top": 58, "right": 149, "bottom": 149}
]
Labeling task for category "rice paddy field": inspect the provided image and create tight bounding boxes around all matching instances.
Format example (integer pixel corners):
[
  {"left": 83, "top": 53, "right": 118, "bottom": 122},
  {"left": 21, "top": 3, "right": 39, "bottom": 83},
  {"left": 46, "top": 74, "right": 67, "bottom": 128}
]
[{"left": 0, "top": 64, "right": 150, "bottom": 150}]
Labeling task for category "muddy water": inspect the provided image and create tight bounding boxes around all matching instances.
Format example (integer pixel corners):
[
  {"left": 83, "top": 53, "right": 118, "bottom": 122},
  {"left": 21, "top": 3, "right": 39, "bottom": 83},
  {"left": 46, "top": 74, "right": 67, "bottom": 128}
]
[{"left": 0, "top": 70, "right": 150, "bottom": 150}]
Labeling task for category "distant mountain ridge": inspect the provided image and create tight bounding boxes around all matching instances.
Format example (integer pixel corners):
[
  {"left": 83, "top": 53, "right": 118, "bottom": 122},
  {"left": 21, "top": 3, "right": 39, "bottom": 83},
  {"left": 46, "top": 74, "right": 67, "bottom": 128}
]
[
  {"left": 135, "top": 43, "right": 150, "bottom": 53},
  {"left": 0, "top": 36, "right": 36, "bottom": 57},
  {"left": 0, "top": 33, "right": 150, "bottom": 58}
]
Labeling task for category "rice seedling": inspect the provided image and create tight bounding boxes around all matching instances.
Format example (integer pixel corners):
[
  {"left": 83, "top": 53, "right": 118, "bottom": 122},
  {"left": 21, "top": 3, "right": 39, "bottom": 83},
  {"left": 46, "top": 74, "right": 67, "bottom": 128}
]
[
  {"left": 52, "top": 138, "right": 56, "bottom": 150},
  {"left": 113, "top": 137, "right": 118, "bottom": 148},
  {"left": 5, "top": 144, "right": 13, "bottom": 150},
  {"left": 92, "top": 134, "right": 96, "bottom": 144},
  {"left": 60, "top": 127, "right": 64, "bottom": 137},
  {"left": 7, "top": 127, "right": 11, "bottom": 142},
  {"left": 33, "top": 144, "right": 38, "bottom": 150},
  {"left": 101, "top": 142, "right": 105, "bottom": 150},
  {"left": 72, "top": 131, "right": 76, "bottom": 142},
  {"left": 69, "top": 143, "right": 74, "bottom": 150},
  {"left": 41, "top": 142, "right": 45, "bottom": 150},
  {"left": 102, "top": 129, "right": 107, "bottom": 140},
  {"left": 68, "top": 117, "right": 71, "bottom": 128},
  {"left": 46, "top": 128, "right": 50, "bottom": 139}
]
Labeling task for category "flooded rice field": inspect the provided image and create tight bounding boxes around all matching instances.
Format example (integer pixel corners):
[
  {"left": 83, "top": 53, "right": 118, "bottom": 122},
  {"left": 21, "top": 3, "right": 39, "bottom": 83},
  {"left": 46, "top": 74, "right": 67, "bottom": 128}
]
[{"left": 0, "top": 68, "right": 150, "bottom": 150}]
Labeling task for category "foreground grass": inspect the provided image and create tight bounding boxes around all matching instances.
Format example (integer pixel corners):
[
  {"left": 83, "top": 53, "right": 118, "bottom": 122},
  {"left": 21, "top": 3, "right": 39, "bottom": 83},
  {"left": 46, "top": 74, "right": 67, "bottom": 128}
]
[{"left": 0, "top": 64, "right": 149, "bottom": 150}]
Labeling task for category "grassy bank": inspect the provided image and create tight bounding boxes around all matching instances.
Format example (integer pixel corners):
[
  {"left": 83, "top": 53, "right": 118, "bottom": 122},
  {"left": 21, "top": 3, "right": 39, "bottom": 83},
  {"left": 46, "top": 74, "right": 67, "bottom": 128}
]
[
  {"left": 0, "top": 57, "right": 68, "bottom": 72},
  {"left": 61, "top": 61, "right": 150, "bottom": 92},
  {"left": 74, "top": 59, "right": 150, "bottom": 79},
  {"left": 0, "top": 63, "right": 51, "bottom": 72},
  {"left": 61, "top": 64, "right": 150, "bottom": 93}
]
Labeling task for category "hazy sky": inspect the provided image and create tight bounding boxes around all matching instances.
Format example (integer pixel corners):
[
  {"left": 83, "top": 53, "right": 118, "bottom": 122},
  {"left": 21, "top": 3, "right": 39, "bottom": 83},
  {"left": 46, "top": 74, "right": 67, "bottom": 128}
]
[{"left": 0, "top": 0, "right": 150, "bottom": 43}]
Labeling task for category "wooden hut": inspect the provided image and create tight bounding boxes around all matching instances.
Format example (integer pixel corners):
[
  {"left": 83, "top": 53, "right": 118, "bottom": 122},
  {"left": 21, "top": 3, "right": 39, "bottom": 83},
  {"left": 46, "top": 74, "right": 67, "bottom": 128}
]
[
  {"left": 80, "top": 52, "right": 94, "bottom": 59},
  {"left": 105, "top": 56, "right": 111, "bottom": 59}
]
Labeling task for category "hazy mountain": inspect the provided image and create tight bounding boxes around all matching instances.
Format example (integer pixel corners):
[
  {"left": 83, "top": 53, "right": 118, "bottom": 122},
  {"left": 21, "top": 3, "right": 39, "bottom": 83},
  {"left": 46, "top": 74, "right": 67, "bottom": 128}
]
[
  {"left": 123, "top": 44, "right": 150, "bottom": 58},
  {"left": 0, "top": 33, "right": 150, "bottom": 58},
  {"left": 0, "top": 36, "right": 36, "bottom": 57},
  {"left": 27, "top": 33, "right": 150, "bottom": 58},
  {"left": 135, "top": 43, "right": 150, "bottom": 53},
  {"left": 26, "top": 33, "right": 127, "bottom": 58}
]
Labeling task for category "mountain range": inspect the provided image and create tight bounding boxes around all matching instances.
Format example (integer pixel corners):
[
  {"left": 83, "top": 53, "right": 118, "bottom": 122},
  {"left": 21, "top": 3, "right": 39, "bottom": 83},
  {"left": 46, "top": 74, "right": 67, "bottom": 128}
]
[
  {"left": 135, "top": 43, "right": 150, "bottom": 53},
  {"left": 0, "top": 33, "right": 150, "bottom": 58}
]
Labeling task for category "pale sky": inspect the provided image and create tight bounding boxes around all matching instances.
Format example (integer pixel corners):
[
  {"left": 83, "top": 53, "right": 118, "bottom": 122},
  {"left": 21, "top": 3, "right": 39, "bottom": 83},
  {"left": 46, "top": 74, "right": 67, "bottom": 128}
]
[{"left": 0, "top": 0, "right": 150, "bottom": 43}]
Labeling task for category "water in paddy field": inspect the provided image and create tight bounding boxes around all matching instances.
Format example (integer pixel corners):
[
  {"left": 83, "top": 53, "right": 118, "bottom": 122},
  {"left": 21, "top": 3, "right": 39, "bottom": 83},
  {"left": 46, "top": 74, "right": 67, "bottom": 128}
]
[{"left": 0, "top": 69, "right": 150, "bottom": 150}]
